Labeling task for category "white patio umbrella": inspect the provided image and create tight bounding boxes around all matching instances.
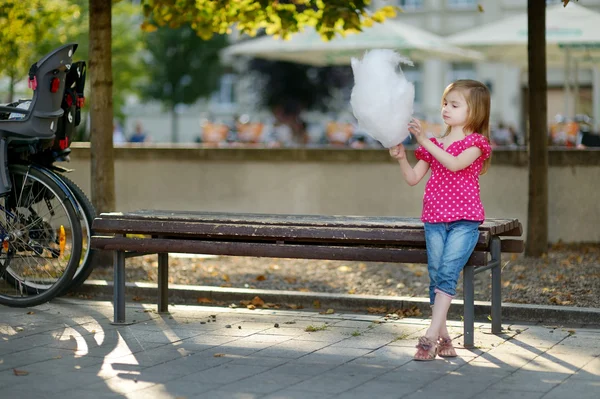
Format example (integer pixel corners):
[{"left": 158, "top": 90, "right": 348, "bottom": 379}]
[
  {"left": 447, "top": 2, "right": 600, "bottom": 121},
  {"left": 447, "top": 2, "right": 600, "bottom": 67},
  {"left": 222, "top": 18, "right": 484, "bottom": 66}
]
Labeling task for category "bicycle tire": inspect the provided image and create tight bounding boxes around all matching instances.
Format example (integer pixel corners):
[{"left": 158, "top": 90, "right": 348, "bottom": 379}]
[
  {"left": 0, "top": 164, "right": 82, "bottom": 307},
  {"left": 56, "top": 173, "right": 98, "bottom": 292}
]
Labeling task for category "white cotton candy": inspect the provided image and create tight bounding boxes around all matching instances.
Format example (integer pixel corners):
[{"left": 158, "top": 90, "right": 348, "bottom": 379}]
[{"left": 350, "top": 49, "right": 415, "bottom": 148}]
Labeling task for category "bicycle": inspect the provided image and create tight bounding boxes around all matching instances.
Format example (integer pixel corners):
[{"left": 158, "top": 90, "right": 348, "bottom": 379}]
[{"left": 0, "top": 43, "right": 96, "bottom": 307}]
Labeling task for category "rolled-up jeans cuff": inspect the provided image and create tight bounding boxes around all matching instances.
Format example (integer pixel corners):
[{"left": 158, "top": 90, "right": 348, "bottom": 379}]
[{"left": 434, "top": 288, "right": 455, "bottom": 299}]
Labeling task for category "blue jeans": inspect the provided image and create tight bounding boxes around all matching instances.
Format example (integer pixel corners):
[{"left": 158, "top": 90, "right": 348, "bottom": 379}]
[{"left": 424, "top": 220, "right": 480, "bottom": 305}]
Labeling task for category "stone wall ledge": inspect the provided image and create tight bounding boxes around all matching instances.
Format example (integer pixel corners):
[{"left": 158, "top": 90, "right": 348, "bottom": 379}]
[{"left": 70, "top": 142, "right": 600, "bottom": 166}]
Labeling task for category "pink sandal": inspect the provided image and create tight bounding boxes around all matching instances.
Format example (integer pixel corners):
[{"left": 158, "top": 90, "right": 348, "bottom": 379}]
[
  {"left": 414, "top": 336, "right": 438, "bottom": 361},
  {"left": 437, "top": 337, "right": 458, "bottom": 357}
]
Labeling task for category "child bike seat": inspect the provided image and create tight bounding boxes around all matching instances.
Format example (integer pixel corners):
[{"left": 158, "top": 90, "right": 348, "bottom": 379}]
[{"left": 0, "top": 43, "right": 78, "bottom": 140}]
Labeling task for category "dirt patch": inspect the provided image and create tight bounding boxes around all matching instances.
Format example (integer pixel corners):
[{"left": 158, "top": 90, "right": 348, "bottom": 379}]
[{"left": 89, "top": 242, "right": 599, "bottom": 308}]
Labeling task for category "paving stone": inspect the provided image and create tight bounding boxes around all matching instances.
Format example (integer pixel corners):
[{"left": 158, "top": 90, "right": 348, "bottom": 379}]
[
  {"left": 294, "top": 346, "right": 373, "bottom": 366},
  {"left": 1, "top": 298, "right": 598, "bottom": 399},
  {"left": 289, "top": 372, "right": 376, "bottom": 394},
  {"left": 333, "top": 380, "right": 417, "bottom": 398},
  {"left": 489, "top": 370, "right": 570, "bottom": 393},
  {"left": 176, "top": 363, "right": 272, "bottom": 385},
  {"left": 468, "top": 389, "right": 544, "bottom": 399},
  {"left": 541, "top": 377, "right": 600, "bottom": 399},
  {"left": 254, "top": 339, "right": 332, "bottom": 359}
]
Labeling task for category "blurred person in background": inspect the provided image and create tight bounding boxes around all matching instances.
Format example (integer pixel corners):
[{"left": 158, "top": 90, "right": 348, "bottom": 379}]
[{"left": 129, "top": 121, "right": 149, "bottom": 143}]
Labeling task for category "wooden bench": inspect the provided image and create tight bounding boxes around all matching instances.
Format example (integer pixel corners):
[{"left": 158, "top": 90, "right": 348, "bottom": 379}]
[{"left": 90, "top": 210, "right": 524, "bottom": 347}]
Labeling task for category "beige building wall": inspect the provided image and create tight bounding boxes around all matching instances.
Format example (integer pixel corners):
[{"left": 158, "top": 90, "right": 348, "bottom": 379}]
[{"left": 63, "top": 145, "right": 600, "bottom": 243}]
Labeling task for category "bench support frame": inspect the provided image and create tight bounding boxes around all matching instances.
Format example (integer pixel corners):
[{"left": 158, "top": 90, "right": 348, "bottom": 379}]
[{"left": 111, "top": 236, "right": 504, "bottom": 348}]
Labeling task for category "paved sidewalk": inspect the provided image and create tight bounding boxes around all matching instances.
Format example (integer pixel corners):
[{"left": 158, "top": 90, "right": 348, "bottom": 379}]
[{"left": 0, "top": 298, "right": 598, "bottom": 399}]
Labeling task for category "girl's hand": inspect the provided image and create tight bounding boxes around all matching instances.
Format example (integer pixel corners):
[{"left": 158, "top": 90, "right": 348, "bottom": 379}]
[
  {"left": 408, "top": 118, "right": 425, "bottom": 143},
  {"left": 389, "top": 144, "right": 406, "bottom": 160}
]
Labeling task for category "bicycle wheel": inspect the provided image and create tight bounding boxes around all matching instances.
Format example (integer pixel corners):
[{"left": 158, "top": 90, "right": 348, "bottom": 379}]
[
  {"left": 0, "top": 164, "right": 82, "bottom": 307},
  {"left": 56, "top": 173, "right": 98, "bottom": 292}
]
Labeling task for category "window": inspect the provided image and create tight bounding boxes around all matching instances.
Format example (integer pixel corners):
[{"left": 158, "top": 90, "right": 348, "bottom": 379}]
[
  {"left": 446, "top": 63, "right": 477, "bottom": 84},
  {"left": 447, "top": 0, "right": 476, "bottom": 9},
  {"left": 211, "top": 74, "right": 236, "bottom": 105},
  {"left": 398, "top": 0, "right": 424, "bottom": 10},
  {"left": 404, "top": 66, "right": 423, "bottom": 110}
]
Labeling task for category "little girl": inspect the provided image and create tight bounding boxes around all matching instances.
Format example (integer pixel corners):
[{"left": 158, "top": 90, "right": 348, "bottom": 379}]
[{"left": 389, "top": 79, "right": 492, "bottom": 361}]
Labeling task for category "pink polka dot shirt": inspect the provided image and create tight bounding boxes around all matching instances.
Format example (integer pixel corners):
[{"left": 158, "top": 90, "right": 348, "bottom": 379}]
[{"left": 415, "top": 133, "right": 492, "bottom": 223}]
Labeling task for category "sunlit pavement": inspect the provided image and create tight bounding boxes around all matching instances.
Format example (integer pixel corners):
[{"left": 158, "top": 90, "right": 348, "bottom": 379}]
[{"left": 1, "top": 298, "right": 598, "bottom": 398}]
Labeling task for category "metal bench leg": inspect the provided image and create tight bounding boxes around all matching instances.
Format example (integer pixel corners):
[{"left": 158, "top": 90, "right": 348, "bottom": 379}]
[
  {"left": 463, "top": 265, "right": 475, "bottom": 348},
  {"left": 158, "top": 253, "right": 169, "bottom": 313},
  {"left": 490, "top": 237, "right": 502, "bottom": 334},
  {"left": 113, "top": 249, "right": 127, "bottom": 324}
]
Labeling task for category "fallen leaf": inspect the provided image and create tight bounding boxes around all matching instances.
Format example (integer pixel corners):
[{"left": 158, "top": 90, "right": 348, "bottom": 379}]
[
  {"left": 26, "top": 311, "right": 34, "bottom": 315},
  {"left": 367, "top": 306, "right": 387, "bottom": 314},
  {"left": 313, "top": 300, "right": 321, "bottom": 309},
  {"left": 13, "top": 369, "right": 29, "bottom": 376},
  {"left": 338, "top": 265, "right": 351, "bottom": 272},
  {"left": 255, "top": 275, "right": 266, "bottom": 281},
  {"left": 477, "top": 4, "right": 484, "bottom": 12},
  {"left": 132, "top": 296, "right": 143, "bottom": 302},
  {"left": 222, "top": 274, "right": 230, "bottom": 282},
  {"left": 319, "top": 308, "right": 335, "bottom": 315},
  {"left": 247, "top": 304, "right": 256, "bottom": 310},
  {"left": 251, "top": 296, "right": 264, "bottom": 306},
  {"left": 347, "top": 289, "right": 356, "bottom": 294},
  {"left": 284, "top": 277, "right": 297, "bottom": 284},
  {"left": 197, "top": 297, "right": 213, "bottom": 304},
  {"left": 213, "top": 353, "right": 226, "bottom": 357}
]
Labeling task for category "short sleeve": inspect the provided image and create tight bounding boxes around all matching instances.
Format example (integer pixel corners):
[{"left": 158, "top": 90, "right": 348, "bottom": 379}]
[
  {"left": 415, "top": 139, "right": 435, "bottom": 163},
  {"left": 470, "top": 134, "right": 492, "bottom": 160}
]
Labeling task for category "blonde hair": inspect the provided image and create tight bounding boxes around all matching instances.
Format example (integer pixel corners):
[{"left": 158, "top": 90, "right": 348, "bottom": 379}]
[{"left": 441, "top": 79, "right": 491, "bottom": 174}]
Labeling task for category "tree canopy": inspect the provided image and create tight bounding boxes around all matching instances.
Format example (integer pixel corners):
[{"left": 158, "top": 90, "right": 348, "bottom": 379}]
[
  {"left": 0, "top": 1, "right": 83, "bottom": 100},
  {"left": 140, "top": 0, "right": 398, "bottom": 40}
]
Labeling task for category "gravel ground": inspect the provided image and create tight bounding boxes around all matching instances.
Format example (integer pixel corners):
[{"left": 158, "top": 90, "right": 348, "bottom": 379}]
[{"left": 88, "top": 242, "right": 599, "bottom": 308}]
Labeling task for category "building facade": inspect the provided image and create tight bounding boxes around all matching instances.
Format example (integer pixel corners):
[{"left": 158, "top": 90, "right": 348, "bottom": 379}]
[{"left": 373, "top": 0, "right": 600, "bottom": 133}]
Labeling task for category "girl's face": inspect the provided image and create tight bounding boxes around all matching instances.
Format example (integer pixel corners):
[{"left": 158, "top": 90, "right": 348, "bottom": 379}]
[{"left": 441, "top": 90, "right": 469, "bottom": 128}]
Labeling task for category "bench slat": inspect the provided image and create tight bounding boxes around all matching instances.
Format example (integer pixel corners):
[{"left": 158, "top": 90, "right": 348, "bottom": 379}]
[
  {"left": 500, "top": 239, "right": 525, "bottom": 253},
  {"left": 92, "top": 219, "right": 493, "bottom": 248},
  {"left": 96, "top": 211, "right": 518, "bottom": 233},
  {"left": 91, "top": 236, "right": 489, "bottom": 266},
  {"left": 500, "top": 224, "right": 523, "bottom": 237}
]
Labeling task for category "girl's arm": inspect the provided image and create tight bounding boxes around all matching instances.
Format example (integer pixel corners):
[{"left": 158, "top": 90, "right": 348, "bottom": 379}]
[
  {"left": 409, "top": 120, "right": 482, "bottom": 172},
  {"left": 418, "top": 139, "right": 481, "bottom": 172},
  {"left": 389, "top": 144, "right": 430, "bottom": 186}
]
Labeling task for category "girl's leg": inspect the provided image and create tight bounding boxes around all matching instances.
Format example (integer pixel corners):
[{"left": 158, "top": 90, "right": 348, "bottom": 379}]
[
  {"left": 417, "top": 221, "right": 479, "bottom": 360},
  {"left": 414, "top": 293, "right": 453, "bottom": 361},
  {"left": 415, "top": 223, "right": 446, "bottom": 361},
  {"left": 425, "top": 292, "right": 452, "bottom": 340},
  {"left": 424, "top": 223, "right": 446, "bottom": 306}
]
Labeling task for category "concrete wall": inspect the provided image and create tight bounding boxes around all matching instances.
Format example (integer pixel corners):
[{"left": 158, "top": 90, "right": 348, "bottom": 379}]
[{"left": 63, "top": 144, "right": 600, "bottom": 243}]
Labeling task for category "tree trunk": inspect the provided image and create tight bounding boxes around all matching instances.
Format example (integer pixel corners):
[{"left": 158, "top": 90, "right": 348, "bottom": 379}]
[
  {"left": 171, "top": 107, "right": 179, "bottom": 143},
  {"left": 525, "top": 1, "right": 548, "bottom": 257},
  {"left": 6, "top": 74, "right": 15, "bottom": 103},
  {"left": 89, "top": 0, "right": 115, "bottom": 213}
]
